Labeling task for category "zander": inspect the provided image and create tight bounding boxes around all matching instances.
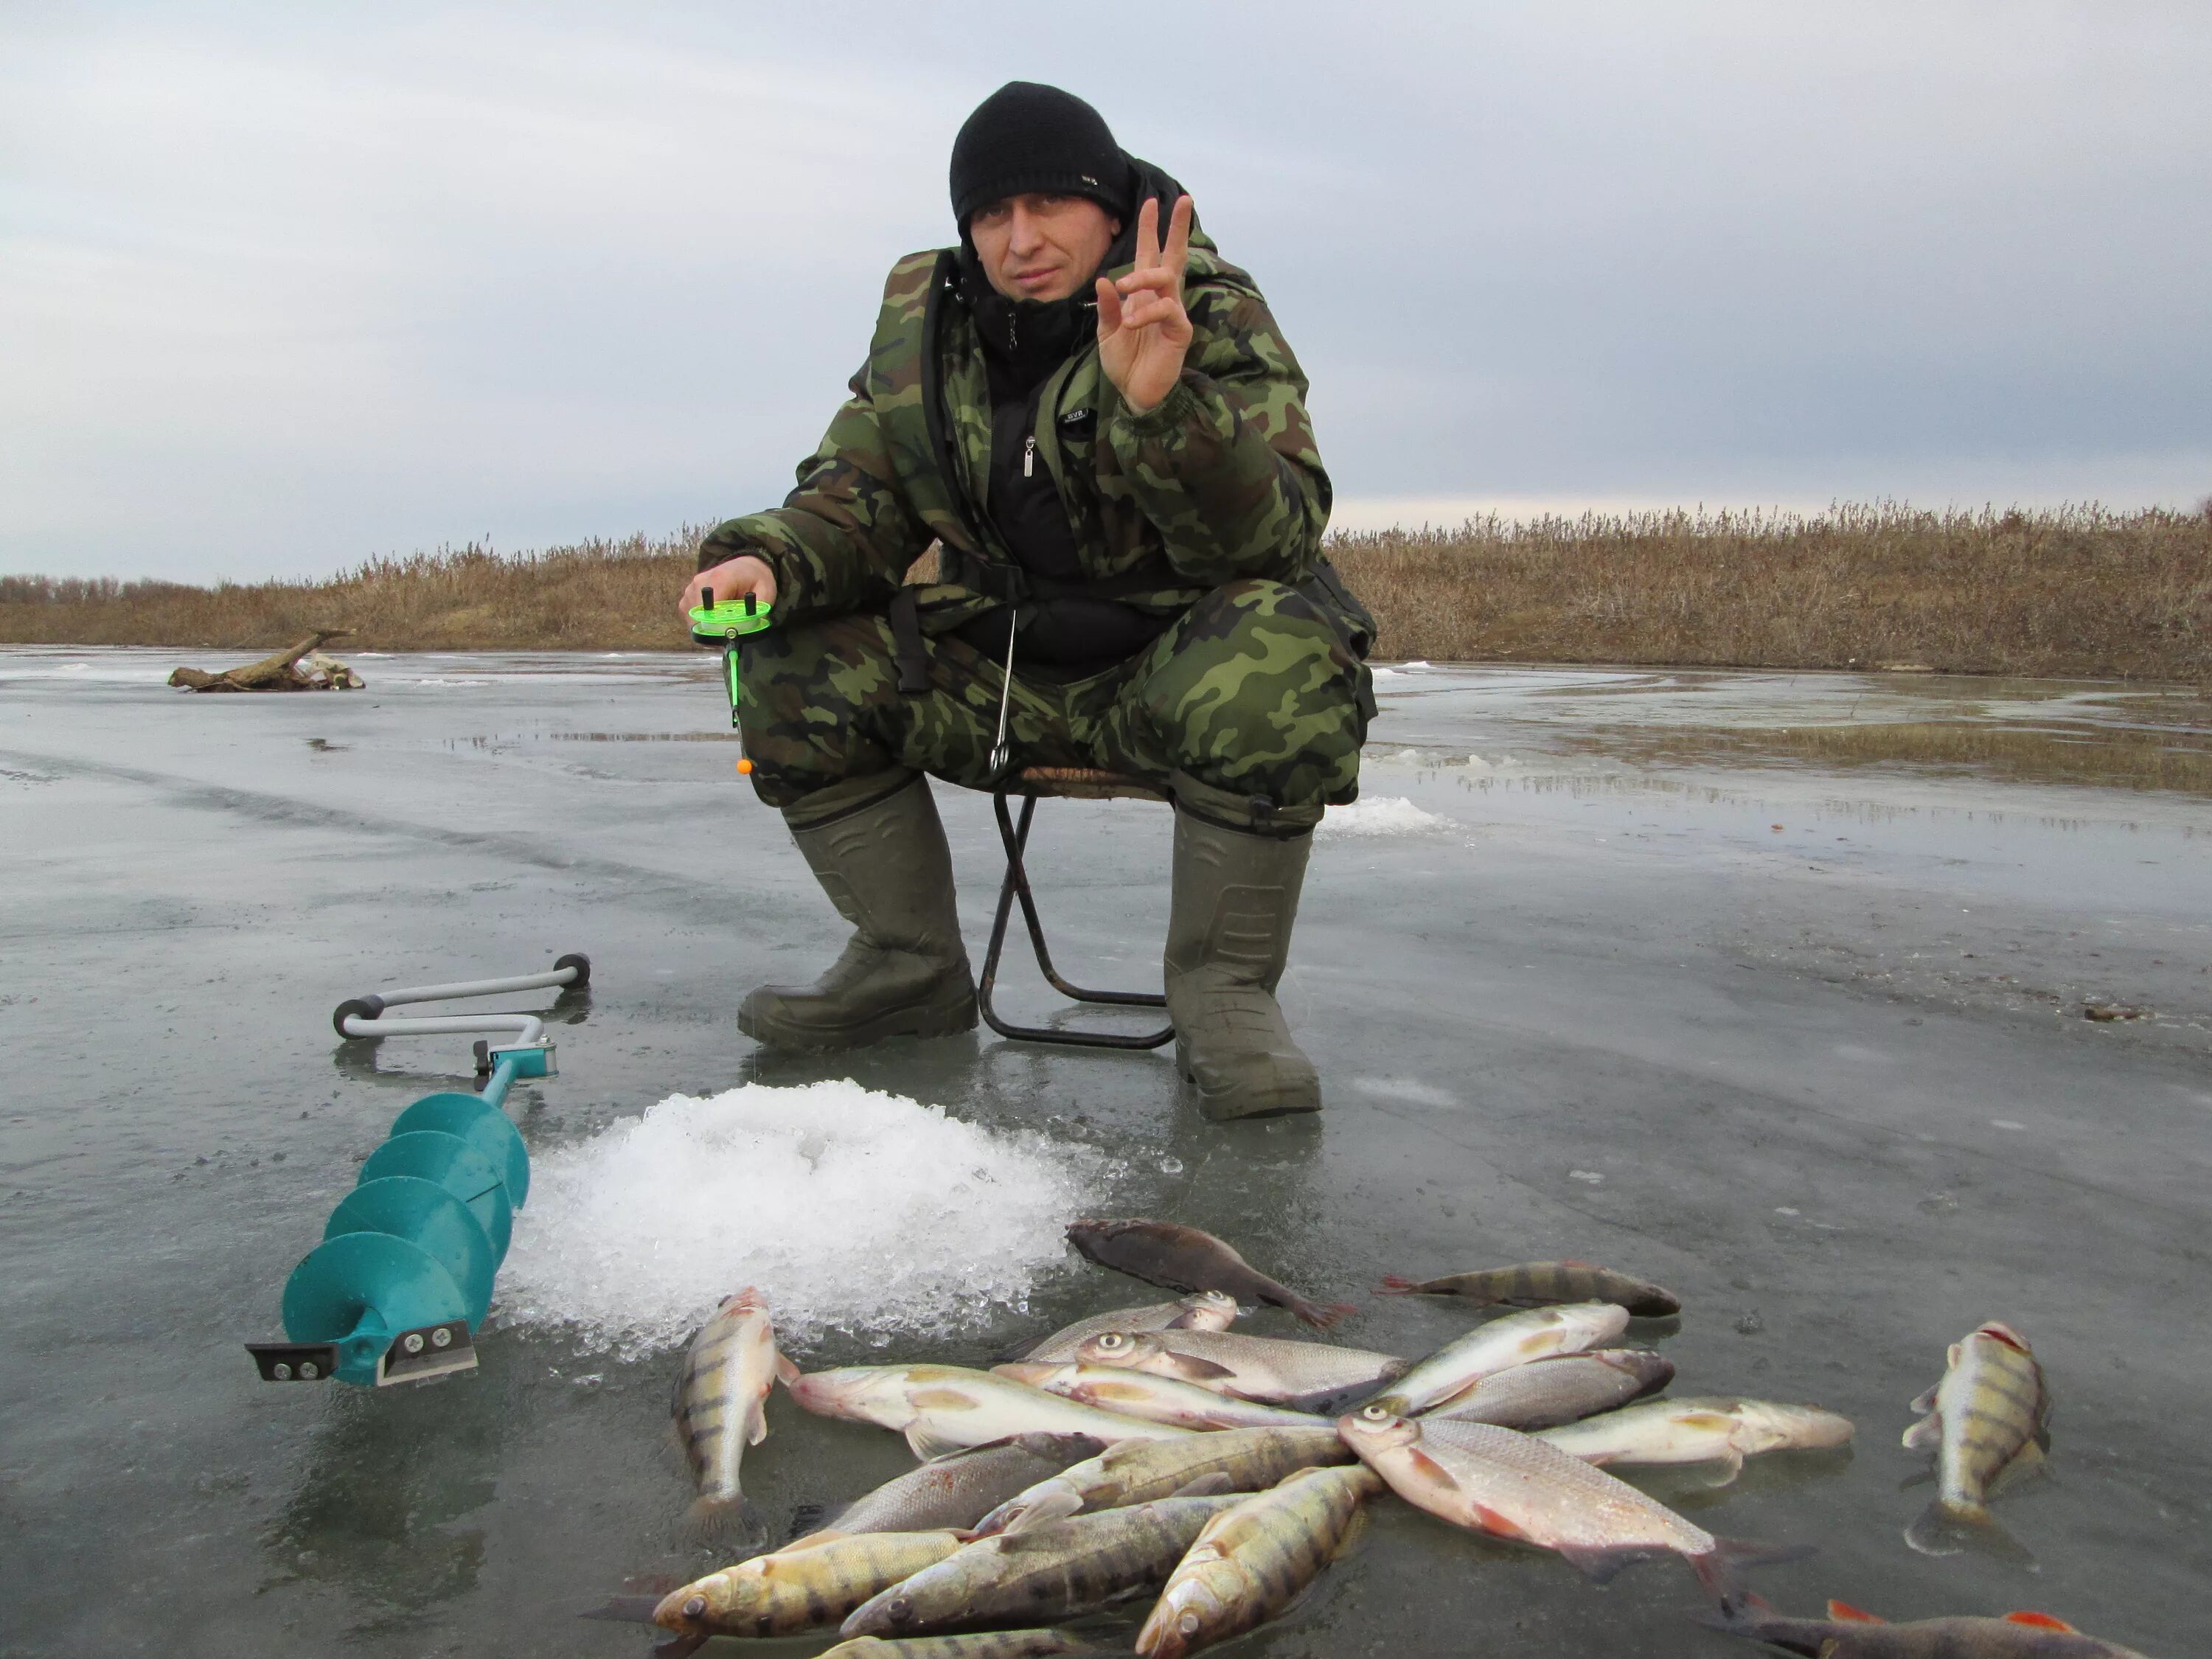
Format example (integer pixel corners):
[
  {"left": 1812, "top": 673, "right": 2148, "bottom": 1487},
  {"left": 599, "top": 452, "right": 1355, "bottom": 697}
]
[{"left": 1136, "top": 1464, "right": 1382, "bottom": 1658}]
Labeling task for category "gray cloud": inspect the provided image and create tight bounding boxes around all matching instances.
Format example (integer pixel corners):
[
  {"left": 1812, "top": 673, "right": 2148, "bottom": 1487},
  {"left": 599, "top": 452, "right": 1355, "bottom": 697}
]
[{"left": 3, "top": 1, "right": 2207, "bottom": 580}]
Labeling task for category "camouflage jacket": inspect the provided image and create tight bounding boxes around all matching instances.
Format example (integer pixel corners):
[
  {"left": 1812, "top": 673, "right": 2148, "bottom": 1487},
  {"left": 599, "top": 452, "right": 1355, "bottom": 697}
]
[{"left": 698, "top": 212, "right": 1368, "bottom": 653}]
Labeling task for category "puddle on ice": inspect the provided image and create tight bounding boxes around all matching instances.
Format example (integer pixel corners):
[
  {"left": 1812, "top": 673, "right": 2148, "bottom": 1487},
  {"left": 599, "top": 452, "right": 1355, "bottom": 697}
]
[
  {"left": 498, "top": 1081, "right": 1105, "bottom": 1360},
  {"left": 1319, "top": 796, "right": 1448, "bottom": 837}
]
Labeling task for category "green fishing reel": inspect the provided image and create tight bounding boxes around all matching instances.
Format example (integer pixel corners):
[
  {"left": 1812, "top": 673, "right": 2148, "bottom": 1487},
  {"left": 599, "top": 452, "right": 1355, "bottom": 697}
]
[{"left": 689, "top": 588, "right": 773, "bottom": 742}]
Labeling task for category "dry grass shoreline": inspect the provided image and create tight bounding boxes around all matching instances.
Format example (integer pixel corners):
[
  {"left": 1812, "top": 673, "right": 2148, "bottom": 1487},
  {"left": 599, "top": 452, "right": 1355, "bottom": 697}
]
[{"left": 4, "top": 504, "right": 2207, "bottom": 683}]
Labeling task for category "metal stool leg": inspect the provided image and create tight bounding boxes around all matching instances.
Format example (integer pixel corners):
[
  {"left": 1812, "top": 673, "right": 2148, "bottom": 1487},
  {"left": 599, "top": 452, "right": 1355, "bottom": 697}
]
[{"left": 977, "top": 791, "right": 1175, "bottom": 1051}]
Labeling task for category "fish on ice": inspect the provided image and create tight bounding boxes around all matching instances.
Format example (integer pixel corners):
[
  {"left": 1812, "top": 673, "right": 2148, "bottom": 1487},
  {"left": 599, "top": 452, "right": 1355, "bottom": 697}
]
[
  {"left": 992, "top": 1361, "right": 1332, "bottom": 1433},
  {"left": 1705, "top": 1595, "right": 2150, "bottom": 1658},
  {"left": 1338, "top": 1411, "right": 1802, "bottom": 1596},
  {"left": 841, "top": 1496, "right": 1245, "bottom": 1638},
  {"left": 1135, "top": 1464, "right": 1383, "bottom": 1658},
  {"left": 1356, "top": 1301, "right": 1630, "bottom": 1418},
  {"left": 793, "top": 1434, "right": 1107, "bottom": 1540},
  {"left": 1425, "top": 1349, "right": 1674, "bottom": 1429},
  {"left": 817, "top": 1635, "right": 1102, "bottom": 1659},
  {"left": 1072, "top": 1328, "right": 1405, "bottom": 1414},
  {"left": 1065, "top": 1220, "right": 1356, "bottom": 1330},
  {"left": 788, "top": 1363, "right": 1193, "bottom": 1458},
  {"left": 1014, "top": 1293, "right": 1240, "bottom": 1363},
  {"left": 647, "top": 1529, "right": 970, "bottom": 1646},
  {"left": 1537, "top": 1397, "right": 1854, "bottom": 1483},
  {"left": 672, "top": 1287, "right": 798, "bottom": 1537},
  {"left": 974, "top": 1426, "right": 1354, "bottom": 1537},
  {"left": 1902, "top": 1321, "right": 2051, "bottom": 1556},
  {"left": 1379, "top": 1260, "right": 1680, "bottom": 1317}
]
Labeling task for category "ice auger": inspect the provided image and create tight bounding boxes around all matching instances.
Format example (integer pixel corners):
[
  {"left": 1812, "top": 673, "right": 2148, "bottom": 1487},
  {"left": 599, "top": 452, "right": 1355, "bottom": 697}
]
[{"left": 245, "top": 953, "right": 587, "bottom": 1387}]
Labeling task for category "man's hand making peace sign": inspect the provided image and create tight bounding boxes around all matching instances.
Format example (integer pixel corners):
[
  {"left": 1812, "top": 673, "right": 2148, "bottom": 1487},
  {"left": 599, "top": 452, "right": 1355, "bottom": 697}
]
[{"left": 1096, "top": 194, "right": 1195, "bottom": 417}]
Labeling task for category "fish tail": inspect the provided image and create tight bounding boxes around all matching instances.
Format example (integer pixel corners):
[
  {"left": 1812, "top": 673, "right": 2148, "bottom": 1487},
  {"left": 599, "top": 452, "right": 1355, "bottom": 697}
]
[
  {"left": 684, "top": 1490, "right": 764, "bottom": 1548},
  {"left": 1290, "top": 1298, "right": 1361, "bottom": 1331},
  {"left": 1691, "top": 1537, "right": 1816, "bottom": 1607},
  {"left": 1905, "top": 1498, "right": 2025, "bottom": 1560}
]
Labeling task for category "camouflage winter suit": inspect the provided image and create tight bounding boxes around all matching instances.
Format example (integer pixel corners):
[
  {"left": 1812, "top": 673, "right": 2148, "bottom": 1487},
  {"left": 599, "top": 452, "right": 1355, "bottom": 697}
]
[{"left": 696, "top": 211, "right": 1375, "bottom": 834}]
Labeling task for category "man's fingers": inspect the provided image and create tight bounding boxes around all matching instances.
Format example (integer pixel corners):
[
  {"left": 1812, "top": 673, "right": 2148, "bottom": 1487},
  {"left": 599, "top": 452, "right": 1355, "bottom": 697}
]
[
  {"left": 1116, "top": 267, "right": 1180, "bottom": 296},
  {"left": 1094, "top": 274, "right": 1122, "bottom": 335},
  {"left": 1164, "top": 195, "right": 1193, "bottom": 272},
  {"left": 1133, "top": 195, "right": 1160, "bottom": 271},
  {"left": 1119, "top": 296, "right": 1185, "bottom": 333}
]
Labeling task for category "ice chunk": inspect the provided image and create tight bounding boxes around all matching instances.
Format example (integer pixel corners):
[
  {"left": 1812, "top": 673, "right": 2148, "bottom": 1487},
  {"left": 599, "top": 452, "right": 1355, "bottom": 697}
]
[
  {"left": 1318, "top": 796, "right": 1447, "bottom": 838},
  {"left": 499, "top": 1080, "right": 1104, "bottom": 1358}
]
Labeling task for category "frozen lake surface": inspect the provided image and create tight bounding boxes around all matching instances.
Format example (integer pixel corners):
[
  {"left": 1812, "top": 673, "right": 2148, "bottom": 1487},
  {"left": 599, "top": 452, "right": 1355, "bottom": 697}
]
[{"left": 2, "top": 647, "right": 2207, "bottom": 1656}]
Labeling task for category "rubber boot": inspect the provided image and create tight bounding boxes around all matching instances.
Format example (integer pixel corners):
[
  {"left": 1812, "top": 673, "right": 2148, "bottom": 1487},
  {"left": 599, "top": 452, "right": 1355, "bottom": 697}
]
[
  {"left": 738, "top": 776, "right": 977, "bottom": 1051},
  {"left": 1163, "top": 809, "right": 1321, "bottom": 1120}
]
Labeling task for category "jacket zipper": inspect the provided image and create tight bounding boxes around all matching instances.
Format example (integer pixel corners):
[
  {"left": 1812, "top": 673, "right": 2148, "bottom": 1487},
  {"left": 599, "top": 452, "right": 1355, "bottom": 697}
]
[{"left": 1023, "top": 436, "right": 1036, "bottom": 479}]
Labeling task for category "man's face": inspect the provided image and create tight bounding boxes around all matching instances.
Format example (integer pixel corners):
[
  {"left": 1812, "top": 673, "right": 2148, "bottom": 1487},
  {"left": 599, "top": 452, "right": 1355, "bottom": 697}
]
[{"left": 970, "top": 192, "right": 1121, "bottom": 304}]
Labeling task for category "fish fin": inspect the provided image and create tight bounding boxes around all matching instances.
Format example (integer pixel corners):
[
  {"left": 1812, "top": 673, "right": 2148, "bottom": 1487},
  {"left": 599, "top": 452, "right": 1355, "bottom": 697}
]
[
  {"left": 1408, "top": 1449, "right": 1464, "bottom": 1492},
  {"left": 1290, "top": 1298, "right": 1360, "bottom": 1331},
  {"left": 1986, "top": 1438, "right": 2048, "bottom": 1496},
  {"left": 745, "top": 1396, "right": 771, "bottom": 1447},
  {"left": 1907, "top": 1382, "right": 1940, "bottom": 1414},
  {"left": 1691, "top": 1537, "right": 1817, "bottom": 1605},
  {"left": 1692, "top": 1449, "right": 1746, "bottom": 1487},
  {"left": 683, "top": 1492, "right": 765, "bottom": 1550},
  {"left": 1374, "top": 1276, "right": 1424, "bottom": 1295},
  {"left": 905, "top": 1425, "right": 970, "bottom": 1460},
  {"left": 1170, "top": 1472, "right": 1239, "bottom": 1498},
  {"left": 1905, "top": 1500, "right": 2030, "bottom": 1560},
  {"left": 577, "top": 1595, "right": 665, "bottom": 1624},
  {"left": 775, "top": 1354, "right": 801, "bottom": 1387},
  {"left": 1900, "top": 1414, "right": 1943, "bottom": 1452},
  {"left": 1826, "top": 1600, "right": 1884, "bottom": 1623},
  {"left": 2004, "top": 1613, "right": 2076, "bottom": 1632},
  {"left": 1002, "top": 1489, "right": 1085, "bottom": 1534},
  {"left": 1558, "top": 1543, "right": 1666, "bottom": 1584},
  {"left": 1156, "top": 1352, "right": 1239, "bottom": 1383},
  {"left": 1467, "top": 1502, "right": 1526, "bottom": 1540},
  {"left": 785, "top": 1502, "right": 830, "bottom": 1540},
  {"left": 653, "top": 1635, "right": 709, "bottom": 1659}
]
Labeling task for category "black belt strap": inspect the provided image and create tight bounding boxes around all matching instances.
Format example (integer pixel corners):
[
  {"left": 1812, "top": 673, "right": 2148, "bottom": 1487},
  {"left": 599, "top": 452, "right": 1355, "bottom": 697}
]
[{"left": 888, "top": 586, "right": 931, "bottom": 694}]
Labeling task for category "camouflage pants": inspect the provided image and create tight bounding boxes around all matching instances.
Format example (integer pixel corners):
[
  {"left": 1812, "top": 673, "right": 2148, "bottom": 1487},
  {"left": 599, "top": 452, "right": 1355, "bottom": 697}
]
[{"left": 737, "top": 579, "right": 1371, "bottom": 832}]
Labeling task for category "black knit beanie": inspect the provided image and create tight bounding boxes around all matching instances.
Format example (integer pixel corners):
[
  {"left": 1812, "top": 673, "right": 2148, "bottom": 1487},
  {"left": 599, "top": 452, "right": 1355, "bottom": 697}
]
[{"left": 949, "top": 82, "right": 1133, "bottom": 229}]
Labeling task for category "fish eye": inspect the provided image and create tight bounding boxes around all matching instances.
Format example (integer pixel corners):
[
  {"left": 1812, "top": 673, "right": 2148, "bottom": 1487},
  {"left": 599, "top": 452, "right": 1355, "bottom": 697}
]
[
  {"left": 1360, "top": 1405, "right": 1388, "bottom": 1422},
  {"left": 1180, "top": 1613, "right": 1202, "bottom": 1635},
  {"left": 1097, "top": 1333, "right": 1125, "bottom": 1350},
  {"left": 888, "top": 1598, "right": 912, "bottom": 1622},
  {"left": 681, "top": 1596, "right": 707, "bottom": 1618}
]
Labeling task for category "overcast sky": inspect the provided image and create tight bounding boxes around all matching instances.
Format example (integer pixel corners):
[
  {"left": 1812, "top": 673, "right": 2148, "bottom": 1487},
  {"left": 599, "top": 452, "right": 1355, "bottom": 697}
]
[{"left": 4, "top": 1, "right": 2208, "bottom": 582}]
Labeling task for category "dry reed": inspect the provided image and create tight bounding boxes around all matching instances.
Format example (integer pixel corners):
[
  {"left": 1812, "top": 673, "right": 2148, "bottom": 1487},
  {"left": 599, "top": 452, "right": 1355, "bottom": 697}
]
[{"left": 4, "top": 504, "right": 2206, "bottom": 682}]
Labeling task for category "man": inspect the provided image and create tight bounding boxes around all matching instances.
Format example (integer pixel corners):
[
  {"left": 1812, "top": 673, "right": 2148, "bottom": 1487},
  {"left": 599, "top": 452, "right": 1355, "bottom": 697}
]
[{"left": 679, "top": 82, "right": 1374, "bottom": 1119}]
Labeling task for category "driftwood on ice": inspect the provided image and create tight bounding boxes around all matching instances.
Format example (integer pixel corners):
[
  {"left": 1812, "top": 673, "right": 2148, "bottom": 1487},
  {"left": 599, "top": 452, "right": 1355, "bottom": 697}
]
[{"left": 168, "top": 631, "right": 364, "bottom": 692}]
